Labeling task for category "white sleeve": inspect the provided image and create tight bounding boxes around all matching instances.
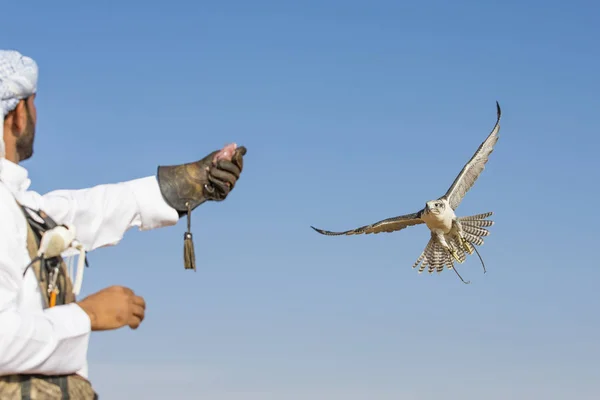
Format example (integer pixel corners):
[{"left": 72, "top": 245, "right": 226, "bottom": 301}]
[
  {"left": 18, "top": 176, "right": 180, "bottom": 251},
  {"left": 0, "top": 194, "right": 91, "bottom": 375}
]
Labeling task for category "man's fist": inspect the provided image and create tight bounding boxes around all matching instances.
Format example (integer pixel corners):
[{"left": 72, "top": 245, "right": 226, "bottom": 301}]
[
  {"left": 205, "top": 144, "right": 246, "bottom": 200},
  {"left": 76, "top": 285, "right": 146, "bottom": 331}
]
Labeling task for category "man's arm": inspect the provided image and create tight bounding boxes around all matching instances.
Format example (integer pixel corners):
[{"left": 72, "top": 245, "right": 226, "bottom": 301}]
[
  {"left": 18, "top": 176, "right": 180, "bottom": 252},
  {"left": 15, "top": 146, "right": 246, "bottom": 253},
  {"left": 0, "top": 193, "right": 91, "bottom": 375},
  {"left": 17, "top": 146, "right": 246, "bottom": 252}
]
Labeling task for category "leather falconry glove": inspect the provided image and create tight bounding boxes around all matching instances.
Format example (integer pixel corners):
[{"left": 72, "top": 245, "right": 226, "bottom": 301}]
[{"left": 157, "top": 144, "right": 246, "bottom": 271}]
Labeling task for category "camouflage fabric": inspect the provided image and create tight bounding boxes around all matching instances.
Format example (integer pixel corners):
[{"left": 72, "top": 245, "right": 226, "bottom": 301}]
[
  {"left": 0, "top": 374, "right": 97, "bottom": 400},
  {"left": 0, "top": 205, "right": 98, "bottom": 399}
]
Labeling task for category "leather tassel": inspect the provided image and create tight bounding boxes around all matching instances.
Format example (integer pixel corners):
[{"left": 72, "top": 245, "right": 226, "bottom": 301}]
[{"left": 183, "top": 202, "right": 196, "bottom": 271}]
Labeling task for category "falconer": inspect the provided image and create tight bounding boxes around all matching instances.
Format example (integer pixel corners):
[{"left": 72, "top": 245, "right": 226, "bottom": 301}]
[{"left": 0, "top": 50, "right": 246, "bottom": 399}]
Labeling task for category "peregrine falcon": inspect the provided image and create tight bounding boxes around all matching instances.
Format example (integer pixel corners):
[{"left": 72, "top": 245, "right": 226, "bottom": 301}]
[{"left": 311, "top": 102, "right": 502, "bottom": 284}]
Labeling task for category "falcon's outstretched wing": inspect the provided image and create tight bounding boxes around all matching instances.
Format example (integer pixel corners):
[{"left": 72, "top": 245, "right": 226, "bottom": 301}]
[
  {"left": 311, "top": 211, "right": 424, "bottom": 236},
  {"left": 442, "top": 101, "right": 502, "bottom": 210}
]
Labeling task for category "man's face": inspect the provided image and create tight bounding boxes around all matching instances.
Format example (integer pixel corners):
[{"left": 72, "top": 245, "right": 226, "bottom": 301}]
[{"left": 16, "top": 95, "right": 37, "bottom": 161}]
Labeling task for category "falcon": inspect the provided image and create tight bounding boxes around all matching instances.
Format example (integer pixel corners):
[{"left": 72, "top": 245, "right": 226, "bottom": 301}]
[{"left": 311, "top": 102, "right": 502, "bottom": 284}]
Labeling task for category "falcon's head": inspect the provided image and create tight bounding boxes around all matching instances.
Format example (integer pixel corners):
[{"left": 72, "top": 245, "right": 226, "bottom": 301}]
[{"left": 424, "top": 200, "right": 446, "bottom": 216}]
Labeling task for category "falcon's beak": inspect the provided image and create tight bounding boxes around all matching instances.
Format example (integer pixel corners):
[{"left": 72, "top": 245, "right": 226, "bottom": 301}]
[{"left": 424, "top": 204, "right": 430, "bottom": 212}]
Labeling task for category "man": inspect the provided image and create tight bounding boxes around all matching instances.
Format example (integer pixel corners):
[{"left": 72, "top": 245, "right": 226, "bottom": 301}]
[{"left": 0, "top": 50, "right": 246, "bottom": 398}]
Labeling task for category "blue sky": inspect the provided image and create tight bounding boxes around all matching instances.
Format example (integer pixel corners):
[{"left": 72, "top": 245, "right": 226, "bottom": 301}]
[{"left": 3, "top": 0, "right": 600, "bottom": 398}]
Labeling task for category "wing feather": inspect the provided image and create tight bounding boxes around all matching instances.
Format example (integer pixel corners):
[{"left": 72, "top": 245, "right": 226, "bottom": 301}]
[
  {"left": 311, "top": 211, "right": 424, "bottom": 236},
  {"left": 443, "top": 102, "right": 502, "bottom": 210}
]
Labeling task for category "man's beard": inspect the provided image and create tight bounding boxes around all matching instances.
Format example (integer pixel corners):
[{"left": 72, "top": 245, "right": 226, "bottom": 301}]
[{"left": 16, "top": 108, "right": 35, "bottom": 162}]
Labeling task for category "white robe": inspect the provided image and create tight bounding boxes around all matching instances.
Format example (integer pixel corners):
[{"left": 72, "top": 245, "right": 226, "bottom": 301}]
[{"left": 0, "top": 158, "right": 179, "bottom": 379}]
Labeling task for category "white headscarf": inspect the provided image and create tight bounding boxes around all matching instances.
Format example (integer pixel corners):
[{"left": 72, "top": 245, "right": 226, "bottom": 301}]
[{"left": 0, "top": 50, "right": 38, "bottom": 159}]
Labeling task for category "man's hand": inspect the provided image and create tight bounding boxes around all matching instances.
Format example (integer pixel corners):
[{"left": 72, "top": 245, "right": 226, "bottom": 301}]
[
  {"left": 76, "top": 286, "right": 146, "bottom": 331},
  {"left": 156, "top": 144, "right": 247, "bottom": 212},
  {"left": 205, "top": 145, "right": 246, "bottom": 201}
]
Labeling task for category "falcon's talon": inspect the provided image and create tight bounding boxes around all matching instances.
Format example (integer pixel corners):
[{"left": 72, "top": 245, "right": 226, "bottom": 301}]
[
  {"left": 460, "top": 236, "right": 474, "bottom": 254},
  {"left": 449, "top": 249, "right": 462, "bottom": 263}
]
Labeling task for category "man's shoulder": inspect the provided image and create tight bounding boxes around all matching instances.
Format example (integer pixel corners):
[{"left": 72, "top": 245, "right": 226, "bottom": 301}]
[
  {"left": 0, "top": 182, "right": 25, "bottom": 226},
  {"left": 0, "top": 181, "right": 17, "bottom": 206}
]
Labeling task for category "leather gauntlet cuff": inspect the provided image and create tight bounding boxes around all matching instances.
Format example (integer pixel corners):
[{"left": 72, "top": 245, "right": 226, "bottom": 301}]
[
  {"left": 156, "top": 152, "right": 218, "bottom": 272},
  {"left": 156, "top": 154, "right": 216, "bottom": 213},
  {"left": 157, "top": 161, "right": 207, "bottom": 272}
]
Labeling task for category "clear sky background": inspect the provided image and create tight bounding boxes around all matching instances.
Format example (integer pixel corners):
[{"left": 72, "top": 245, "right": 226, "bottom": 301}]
[{"left": 3, "top": 1, "right": 600, "bottom": 399}]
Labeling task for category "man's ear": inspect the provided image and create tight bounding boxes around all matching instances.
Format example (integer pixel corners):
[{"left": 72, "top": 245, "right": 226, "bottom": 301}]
[{"left": 9, "top": 99, "right": 28, "bottom": 136}]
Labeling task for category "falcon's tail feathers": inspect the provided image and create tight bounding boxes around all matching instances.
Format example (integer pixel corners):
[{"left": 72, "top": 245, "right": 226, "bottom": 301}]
[
  {"left": 458, "top": 211, "right": 494, "bottom": 274},
  {"left": 412, "top": 238, "right": 464, "bottom": 274},
  {"left": 458, "top": 212, "right": 493, "bottom": 221},
  {"left": 462, "top": 225, "right": 490, "bottom": 237},
  {"left": 457, "top": 212, "right": 494, "bottom": 246},
  {"left": 412, "top": 238, "right": 470, "bottom": 284}
]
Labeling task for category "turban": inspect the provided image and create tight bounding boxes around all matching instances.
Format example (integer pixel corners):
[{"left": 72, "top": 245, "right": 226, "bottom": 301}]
[{"left": 0, "top": 50, "right": 38, "bottom": 159}]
